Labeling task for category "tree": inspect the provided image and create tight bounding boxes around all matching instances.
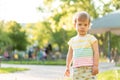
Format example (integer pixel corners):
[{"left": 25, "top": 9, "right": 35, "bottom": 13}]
[
  {"left": 112, "top": 0, "right": 120, "bottom": 10},
  {"left": 0, "top": 21, "right": 13, "bottom": 54},
  {"left": 33, "top": 21, "right": 52, "bottom": 48},
  {"left": 37, "top": 0, "right": 99, "bottom": 52},
  {"left": 37, "top": 0, "right": 120, "bottom": 53},
  {"left": 24, "top": 23, "right": 35, "bottom": 46},
  {"left": 4, "top": 21, "right": 28, "bottom": 50}
]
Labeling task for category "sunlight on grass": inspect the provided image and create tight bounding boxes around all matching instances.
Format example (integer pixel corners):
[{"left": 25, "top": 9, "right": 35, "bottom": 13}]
[
  {"left": 97, "top": 70, "right": 120, "bottom": 80},
  {"left": 2, "top": 59, "right": 66, "bottom": 65},
  {"left": 99, "top": 57, "right": 107, "bottom": 62},
  {"left": 57, "top": 77, "right": 72, "bottom": 80},
  {"left": 0, "top": 67, "right": 29, "bottom": 73},
  {"left": 57, "top": 70, "right": 120, "bottom": 80}
]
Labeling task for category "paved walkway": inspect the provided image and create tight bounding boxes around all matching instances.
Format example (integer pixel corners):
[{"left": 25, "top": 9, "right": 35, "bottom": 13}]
[{"left": 0, "top": 62, "right": 119, "bottom": 80}]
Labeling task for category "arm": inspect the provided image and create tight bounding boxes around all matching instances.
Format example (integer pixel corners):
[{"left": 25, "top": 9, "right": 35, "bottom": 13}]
[
  {"left": 92, "top": 40, "right": 99, "bottom": 75},
  {"left": 66, "top": 46, "right": 73, "bottom": 69},
  {"left": 64, "top": 46, "right": 73, "bottom": 77}
]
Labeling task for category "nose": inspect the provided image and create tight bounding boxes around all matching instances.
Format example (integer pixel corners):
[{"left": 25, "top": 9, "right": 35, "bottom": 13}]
[{"left": 80, "top": 25, "right": 85, "bottom": 29}]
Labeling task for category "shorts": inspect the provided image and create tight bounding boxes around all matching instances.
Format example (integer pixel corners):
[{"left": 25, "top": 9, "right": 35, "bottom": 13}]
[{"left": 73, "top": 66, "right": 96, "bottom": 80}]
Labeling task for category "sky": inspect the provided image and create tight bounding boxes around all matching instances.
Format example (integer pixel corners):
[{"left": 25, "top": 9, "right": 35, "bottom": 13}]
[
  {"left": 0, "top": 0, "right": 44, "bottom": 23},
  {"left": 0, "top": 0, "right": 110, "bottom": 23}
]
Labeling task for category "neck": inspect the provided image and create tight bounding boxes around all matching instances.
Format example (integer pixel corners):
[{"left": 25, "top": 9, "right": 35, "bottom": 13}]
[{"left": 78, "top": 33, "right": 87, "bottom": 37}]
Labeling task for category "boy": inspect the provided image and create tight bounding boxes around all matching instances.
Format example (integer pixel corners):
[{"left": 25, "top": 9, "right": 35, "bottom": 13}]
[{"left": 64, "top": 11, "right": 99, "bottom": 80}]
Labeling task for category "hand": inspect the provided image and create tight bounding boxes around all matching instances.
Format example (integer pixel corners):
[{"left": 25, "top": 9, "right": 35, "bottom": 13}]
[
  {"left": 92, "top": 66, "right": 99, "bottom": 75},
  {"left": 64, "top": 68, "right": 70, "bottom": 77}
]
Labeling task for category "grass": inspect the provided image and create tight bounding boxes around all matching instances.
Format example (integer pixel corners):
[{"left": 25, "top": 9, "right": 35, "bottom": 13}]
[
  {"left": 99, "top": 57, "right": 108, "bottom": 62},
  {"left": 115, "top": 62, "right": 120, "bottom": 67},
  {"left": 1, "top": 56, "right": 110, "bottom": 66},
  {"left": 2, "top": 59, "right": 66, "bottom": 65},
  {"left": 97, "top": 70, "right": 120, "bottom": 80},
  {"left": 116, "top": 64, "right": 120, "bottom": 67},
  {"left": 1, "top": 59, "right": 120, "bottom": 80},
  {"left": 0, "top": 67, "right": 29, "bottom": 73},
  {"left": 2, "top": 57, "right": 108, "bottom": 65},
  {"left": 59, "top": 70, "right": 120, "bottom": 80}
]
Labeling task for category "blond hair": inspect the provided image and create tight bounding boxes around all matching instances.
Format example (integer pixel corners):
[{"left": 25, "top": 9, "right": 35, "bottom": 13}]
[{"left": 73, "top": 11, "right": 91, "bottom": 24}]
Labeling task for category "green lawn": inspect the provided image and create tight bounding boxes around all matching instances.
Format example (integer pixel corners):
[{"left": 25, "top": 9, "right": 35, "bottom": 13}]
[
  {"left": 2, "top": 59, "right": 66, "bottom": 65},
  {"left": 1, "top": 57, "right": 113, "bottom": 66},
  {"left": 1, "top": 60, "right": 120, "bottom": 80},
  {"left": 116, "top": 63, "right": 120, "bottom": 67},
  {"left": 0, "top": 67, "right": 29, "bottom": 73},
  {"left": 60, "top": 70, "right": 120, "bottom": 80},
  {"left": 97, "top": 70, "right": 120, "bottom": 80}
]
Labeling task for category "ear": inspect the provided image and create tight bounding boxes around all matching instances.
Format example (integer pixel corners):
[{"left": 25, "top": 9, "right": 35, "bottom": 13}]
[{"left": 88, "top": 23, "right": 92, "bottom": 29}]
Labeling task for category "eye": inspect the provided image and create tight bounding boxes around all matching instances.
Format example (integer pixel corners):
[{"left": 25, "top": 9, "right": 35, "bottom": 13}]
[
  {"left": 78, "top": 24, "right": 82, "bottom": 26},
  {"left": 84, "top": 24, "right": 88, "bottom": 26}
]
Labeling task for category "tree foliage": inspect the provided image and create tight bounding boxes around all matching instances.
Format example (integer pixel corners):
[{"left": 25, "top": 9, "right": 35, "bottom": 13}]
[
  {"left": 36, "top": 0, "right": 120, "bottom": 53},
  {"left": 1, "top": 0, "right": 120, "bottom": 54},
  {"left": 0, "top": 21, "right": 12, "bottom": 51},
  {"left": 37, "top": 0, "right": 99, "bottom": 52},
  {"left": 4, "top": 21, "right": 28, "bottom": 50},
  {"left": 112, "top": 0, "right": 120, "bottom": 10}
]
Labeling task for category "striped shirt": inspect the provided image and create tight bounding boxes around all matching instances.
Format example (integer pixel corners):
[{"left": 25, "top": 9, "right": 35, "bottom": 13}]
[{"left": 68, "top": 34, "right": 97, "bottom": 68}]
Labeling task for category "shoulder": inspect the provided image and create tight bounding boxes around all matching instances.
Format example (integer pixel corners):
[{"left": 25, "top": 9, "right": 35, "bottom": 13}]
[
  {"left": 69, "top": 35, "right": 78, "bottom": 41},
  {"left": 86, "top": 34, "right": 97, "bottom": 39},
  {"left": 86, "top": 34, "right": 97, "bottom": 44},
  {"left": 87, "top": 34, "right": 95, "bottom": 37},
  {"left": 68, "top": 35, "right": 78, "bottom": 45}
]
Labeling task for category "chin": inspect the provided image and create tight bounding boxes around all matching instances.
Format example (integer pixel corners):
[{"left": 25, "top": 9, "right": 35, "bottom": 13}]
[
  {"left": 79, "top": 32, "right": 85, "bottom": 34},
  {"left": 79, "top": 33, "right": 86, "bottom": 36}
]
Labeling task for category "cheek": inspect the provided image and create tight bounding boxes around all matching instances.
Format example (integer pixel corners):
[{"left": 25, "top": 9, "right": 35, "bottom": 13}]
[
  {"left": 85, "top": 28, "right": 89, "bottom": 31},
  {"left": 75, "top": 25, "right": 79, "bottom": 30}
]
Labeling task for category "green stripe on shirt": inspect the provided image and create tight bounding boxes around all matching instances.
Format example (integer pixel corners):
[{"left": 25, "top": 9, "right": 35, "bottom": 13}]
[{"left": 73, "top": 48, "right": 93, "bottom": 58}]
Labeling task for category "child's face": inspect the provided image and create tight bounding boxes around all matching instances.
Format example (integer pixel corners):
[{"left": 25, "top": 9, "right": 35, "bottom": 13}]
[{"left": 75, "top": 19, "right": 90, "bottom": 36}]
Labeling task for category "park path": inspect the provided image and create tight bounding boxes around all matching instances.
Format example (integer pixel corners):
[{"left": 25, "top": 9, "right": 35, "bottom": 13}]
[{"left": 0, "top": 62, "right": 119, "bottom": 80}]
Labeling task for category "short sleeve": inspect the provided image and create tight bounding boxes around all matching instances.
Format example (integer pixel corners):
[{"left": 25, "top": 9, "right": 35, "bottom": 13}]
[
  {"left": 68, "top": 38, "right": 73, "bottom": 47},
  {"left": 89, "top": 35, "right": 97, "bottom": 45}
]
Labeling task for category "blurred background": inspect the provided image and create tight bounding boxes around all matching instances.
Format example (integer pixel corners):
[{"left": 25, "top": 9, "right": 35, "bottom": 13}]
[
  {"left": 0, "top": 0, "right": 120, "bottom": 63},
  {"left": 0, "top": 0, "right": 120, "bottom": 80}
]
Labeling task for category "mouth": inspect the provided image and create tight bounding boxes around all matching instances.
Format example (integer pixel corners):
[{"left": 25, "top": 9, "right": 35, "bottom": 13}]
[{"left": 80, "top": 30, "right": 85, "bottom": 32}]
